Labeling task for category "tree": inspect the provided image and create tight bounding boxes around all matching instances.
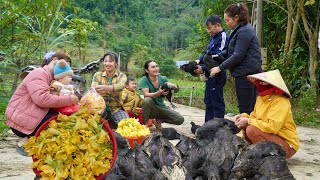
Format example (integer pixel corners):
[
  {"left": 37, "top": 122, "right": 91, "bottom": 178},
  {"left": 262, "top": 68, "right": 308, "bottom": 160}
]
[
  {"left": 0, "top": 0, "right": 72, "bottom": 67},
  {"left": 65, "top": 18, "right": 98, "bottom": 65},
  {"left": 300, "top": 0, "right": 320, "bottom": 98},
  {"left": 284, "top": 0, "right": 302, "bottom": 64}
]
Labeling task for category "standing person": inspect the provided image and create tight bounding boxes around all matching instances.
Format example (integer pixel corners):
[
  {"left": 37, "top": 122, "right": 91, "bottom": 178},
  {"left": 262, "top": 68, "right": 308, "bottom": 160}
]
[
  {"left": 210, "top": 3, "right": 262, "bottom": 114},
  {"left": 139, "top": 60, "right": 184, "bottom": 130},
  {"left": 91, "top": 52, "right": 129, "bottom": 126},
  {"left": 194, "top": 15, "right": 229, "bottom": 122},
  {"left": 233, "top": 70, "right": 299, "bottom": 158},
  {"left": 5, "top": 52, "right": 79, "bottom": 156}
]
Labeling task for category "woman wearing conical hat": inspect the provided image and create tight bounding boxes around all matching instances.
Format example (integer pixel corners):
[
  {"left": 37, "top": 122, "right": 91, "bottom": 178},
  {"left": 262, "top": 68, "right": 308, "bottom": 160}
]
[{"left": 233, "top": 69, "right": 299, "bottom": 158}]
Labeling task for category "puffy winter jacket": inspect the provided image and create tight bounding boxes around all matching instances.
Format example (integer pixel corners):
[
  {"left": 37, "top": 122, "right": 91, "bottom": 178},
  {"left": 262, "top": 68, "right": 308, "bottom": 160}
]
[
  {"left": 219, "top": 23, "right": 262, "bottom": 77},
  {"left": 6, "top": 65, "right": 72, "bottom": 134}
]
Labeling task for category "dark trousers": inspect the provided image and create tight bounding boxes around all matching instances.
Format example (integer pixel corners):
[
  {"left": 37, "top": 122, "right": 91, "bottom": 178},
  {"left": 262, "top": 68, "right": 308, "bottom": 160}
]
[
  {"left": 11, "top": 109, "right": 59, "bottom": 137},
  {"left": 204, "top": 71, "right": 226, "bottom": 121},
  {"left": 234, "top": 76, "right": 257, "bottom": 114}
]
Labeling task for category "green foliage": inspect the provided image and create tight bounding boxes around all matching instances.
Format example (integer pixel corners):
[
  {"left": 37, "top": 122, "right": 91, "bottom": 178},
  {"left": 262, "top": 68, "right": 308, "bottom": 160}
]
[
  {"left": 0, "top": 98, "right": 9, "bottom": 133},
  {"left": 305, "top": 0, "right": 316, "bottom": 6},
  {"left": 0, "top": 0, "right": 72, "bottom": 67},
  {"left": 65, "top": 18, "right": 98, "bottom": 64},
  {"left": 292, "top": 92, "right": 320, "bottom": 127},
  {"left": 170, "top": 76, "right": 238, "bottom": 114},
  {"left": 268, "top": 47, "right": 309, "bottom": 98},
  {"left": 1, "top": 0, "right": 319, "bottom": 129}
]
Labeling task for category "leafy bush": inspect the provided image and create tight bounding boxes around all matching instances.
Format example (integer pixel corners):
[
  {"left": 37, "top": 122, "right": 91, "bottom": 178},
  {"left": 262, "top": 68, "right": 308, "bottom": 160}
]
[
  {"left": 292, "top": 91, "right": 320, "bottom": 127},
  {"left": 0, "top": 98, "right": 9, "bottom": 133},
  {"left": 268, "top": 48, "right": 309, "bottom": 98}
]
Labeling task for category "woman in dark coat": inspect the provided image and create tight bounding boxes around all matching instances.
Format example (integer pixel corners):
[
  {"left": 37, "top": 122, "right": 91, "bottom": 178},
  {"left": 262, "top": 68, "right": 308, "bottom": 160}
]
[{"left": 210, "top": 3, "right": 262, "bottom": 114}]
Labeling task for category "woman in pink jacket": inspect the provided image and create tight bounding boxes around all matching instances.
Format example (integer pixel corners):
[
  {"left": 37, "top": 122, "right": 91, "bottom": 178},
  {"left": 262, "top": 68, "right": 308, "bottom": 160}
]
[{"left": 5, "top": 52, "right": 79, "bottom": 156}]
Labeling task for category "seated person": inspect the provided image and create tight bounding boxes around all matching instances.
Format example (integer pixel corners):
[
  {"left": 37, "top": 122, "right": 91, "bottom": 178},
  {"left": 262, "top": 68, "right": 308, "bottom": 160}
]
[
  {"left": 233, "top": 69, "right": 299, "bottom": 158},
  {"left": 50, "top": 59, "right": 80, "bottom": 114},
  {"left": 91, "top": 52, "right": 129, "bottom": 127},
  {"left": 121, "top": 77, "right": 143, "bottom": 119},
  {"left": 139, "top": 60, "right": 184, "bottom": 130},
  {"left": 6, "top": 52, "right": 78, "bottom": 156}
]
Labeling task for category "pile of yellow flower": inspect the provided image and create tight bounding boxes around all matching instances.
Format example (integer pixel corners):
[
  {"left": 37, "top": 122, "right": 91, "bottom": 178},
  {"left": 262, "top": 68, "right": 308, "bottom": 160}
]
[
  {"left": 24, "top": 109, "right": 113, "bottom": 179},
  {"left": 116, "top": 118, "right": 151, "bottom": 137}
]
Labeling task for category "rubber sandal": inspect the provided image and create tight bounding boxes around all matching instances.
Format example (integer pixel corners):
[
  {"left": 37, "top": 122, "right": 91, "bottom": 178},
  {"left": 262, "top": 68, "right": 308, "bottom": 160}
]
[
  {"left": 152, "top": 119, "right": 163, "bottom": 131},
  {"left": 16, "top": 146, "right": 29, "bottom": 156}
]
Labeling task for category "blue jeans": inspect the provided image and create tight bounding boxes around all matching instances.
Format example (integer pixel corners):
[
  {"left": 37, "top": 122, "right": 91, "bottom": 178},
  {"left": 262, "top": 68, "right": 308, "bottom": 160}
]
[{"left": 204, "top": 71, "right": 226, "bottom": 122}]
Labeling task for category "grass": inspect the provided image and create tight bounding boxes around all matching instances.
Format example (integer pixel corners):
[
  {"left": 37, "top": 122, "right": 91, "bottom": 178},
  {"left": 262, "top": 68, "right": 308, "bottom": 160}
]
[
  {"left": 170, "top": 76, "right": 239, "bottom": 115},
  {"left": 0, "top": 97, "right": 9, "bottom": 133}
]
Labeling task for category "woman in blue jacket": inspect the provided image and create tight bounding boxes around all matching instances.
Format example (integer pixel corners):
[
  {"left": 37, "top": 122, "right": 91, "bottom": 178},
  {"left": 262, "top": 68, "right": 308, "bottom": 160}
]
[{"left": 210, "top": 3, "right": 262, "bottom": 114}]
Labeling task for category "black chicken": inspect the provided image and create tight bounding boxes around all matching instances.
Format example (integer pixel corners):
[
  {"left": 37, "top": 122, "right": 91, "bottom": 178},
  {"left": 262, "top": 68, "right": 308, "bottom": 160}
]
[
  {"left": 195, "top": 118, "right": 240, "bottom": 147},
  {"left": 162, "top": 127, "right": 181, "bottom": 140},
  {"left": 203, "top": 54, "right": 220, "bottom": 70},
  {"left": 231, "top": 141, "right": 291, "bottom": 179},
  {"left": 190, "top": 121, "right": 201, "bottom": 134},
  {"left": 160, "top": 82, "right": 179, "bottom": 109},
  {"left": 180, "top": 61, "right": 199, "bottom": 77},
  {"left": 175, "top": 135, "right": 198, "bottom": 157},
  {"left": 133, "top": 144, "right": 166, "bottom": 179},
  {"left": 104, "top": 132, "right": 136, "bottom": 179}
]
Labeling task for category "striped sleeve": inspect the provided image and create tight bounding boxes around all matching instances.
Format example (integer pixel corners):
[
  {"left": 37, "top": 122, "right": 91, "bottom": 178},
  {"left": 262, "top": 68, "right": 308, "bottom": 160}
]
[{"left": 219, "top": 31, "right": 227, "bottom": 51}]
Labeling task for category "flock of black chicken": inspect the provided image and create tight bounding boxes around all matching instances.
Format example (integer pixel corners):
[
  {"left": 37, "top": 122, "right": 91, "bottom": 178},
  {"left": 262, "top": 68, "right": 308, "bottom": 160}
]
[{"left": 105, "top": 118, "right": 294, "bottom": 180}]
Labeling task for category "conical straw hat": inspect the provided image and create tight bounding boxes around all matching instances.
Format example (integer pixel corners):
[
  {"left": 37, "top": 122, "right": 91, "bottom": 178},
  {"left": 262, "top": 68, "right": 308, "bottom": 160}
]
[{"left": 247, "top": 69, "right": 291, "bottom": 98}]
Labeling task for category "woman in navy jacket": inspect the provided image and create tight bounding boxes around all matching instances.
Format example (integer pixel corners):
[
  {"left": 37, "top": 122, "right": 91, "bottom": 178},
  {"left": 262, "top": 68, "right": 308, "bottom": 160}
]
[{"left": 210, "top": 3, "right": 262, "bottom": 114}]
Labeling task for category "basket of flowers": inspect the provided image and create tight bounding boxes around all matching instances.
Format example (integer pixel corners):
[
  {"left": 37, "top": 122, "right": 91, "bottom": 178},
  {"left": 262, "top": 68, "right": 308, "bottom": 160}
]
[
  {"left": 24, "top": 108, "right": 117, "bottom": 180},
  {"left": 116, "top": 118, "right": 151, "bottom": 148}
]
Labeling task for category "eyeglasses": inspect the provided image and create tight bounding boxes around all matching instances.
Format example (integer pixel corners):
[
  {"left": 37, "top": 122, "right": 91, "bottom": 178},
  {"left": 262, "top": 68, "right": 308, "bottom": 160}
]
[{"left": 206, "top": 25, "right": 216, "bottom": 31}]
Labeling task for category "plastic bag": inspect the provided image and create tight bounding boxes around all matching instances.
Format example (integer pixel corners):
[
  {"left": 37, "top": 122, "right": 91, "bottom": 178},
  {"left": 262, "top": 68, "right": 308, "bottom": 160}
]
[{"left": 80, "top": 88, "right": 106, "bottom": 114}]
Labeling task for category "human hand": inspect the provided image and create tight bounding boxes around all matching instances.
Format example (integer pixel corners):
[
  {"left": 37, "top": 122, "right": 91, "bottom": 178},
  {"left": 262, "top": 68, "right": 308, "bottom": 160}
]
[
  {"left": 158, "top": 88, "right": 169, "bottom": 96},
  {"left": 209, "top": 66, "right": 221, "bottom": 77},
  {"left": 235, "top": 117, "right": 249, "bottom": 129},
  {"left": 194, "top": 65, "right": 203, "bottom": 74},
  {"left": 70, "top": 95, "right": 79, "bottom": 105},
  {"left": 232, "top": 114, "right": 242, "bottom": 123},
  {"left": 94, "top": 85, "right": 107, "bottom": 94}
]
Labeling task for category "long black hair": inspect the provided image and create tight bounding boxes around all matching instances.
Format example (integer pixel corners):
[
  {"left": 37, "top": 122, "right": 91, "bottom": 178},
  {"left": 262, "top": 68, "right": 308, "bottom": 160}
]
[{"left": 143, "top": 60, "right": 155, "bottom": 76}]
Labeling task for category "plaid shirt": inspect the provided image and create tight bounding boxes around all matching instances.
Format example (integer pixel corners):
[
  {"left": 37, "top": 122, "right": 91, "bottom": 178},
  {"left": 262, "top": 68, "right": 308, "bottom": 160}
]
[{"left": 91, "top": 70, "right": 127, "bottom": 114}]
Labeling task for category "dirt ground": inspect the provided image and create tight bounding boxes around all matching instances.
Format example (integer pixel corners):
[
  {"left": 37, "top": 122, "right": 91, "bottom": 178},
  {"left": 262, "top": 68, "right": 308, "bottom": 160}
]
[{"left": 0, "top": 103, "right": 319, "bottom": 179}]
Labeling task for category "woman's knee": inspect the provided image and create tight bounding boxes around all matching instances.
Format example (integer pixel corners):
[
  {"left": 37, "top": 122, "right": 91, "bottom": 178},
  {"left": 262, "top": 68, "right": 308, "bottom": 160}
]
[
  {"left": 245, "top": 125, "right": 260, "bottom": 141},
  {"left": 142, "top": 97, "right": 153, "bottom": 106},
  {"left": 176, "top": 116, "right": 184, "bottom": 125},
  {"left": 172, "top": 114, "right": 184, "bottom": 125}
]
